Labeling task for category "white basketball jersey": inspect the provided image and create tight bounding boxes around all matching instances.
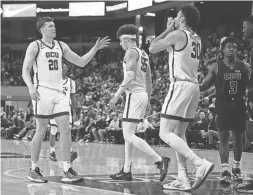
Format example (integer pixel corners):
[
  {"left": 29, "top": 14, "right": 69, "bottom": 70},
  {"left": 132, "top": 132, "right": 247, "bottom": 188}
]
[
  {"left": 167, "top": 29, "right": 201, "bottom": 83},
  {"left": 33, "top": 40, "right": 63, "bottom": 91},
  {"left": 123, "top": 47, "right": 149, "bottom": 93},
  {"left": 63, "top": 77, "right": 76, "bottom": 105}
]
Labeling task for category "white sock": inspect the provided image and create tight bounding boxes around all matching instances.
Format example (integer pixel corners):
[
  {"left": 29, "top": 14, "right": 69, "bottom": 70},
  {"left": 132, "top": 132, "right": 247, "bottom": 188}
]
[
  {"left": 63, "top": 161, "right": 71, "bottom": 172},
  {"left": 70, "top": 147, "right": 73, "bottom": 153},
  {"left": 31, "top": 161, "right": 38, "bottom": 170},
  {"left": 176, "top": 151, "right": 188, "bottom": 180},
  {"left": 185, "top": 150, "right": 203, "bottom": 167},
  {"left": 221, "top": 163, "right": 229, "bottom": 172},
  {"left": 233, "top": 160, "right": 240, "bottom": 169},
  {"left": 50, "top": 146, "right": 55, "bottom": 153},
  {"left": 161, "top": 132, "right": 203, "bottom": 167},
  {"left": 124, "top": 142, "right": 133, "bottom": 173}
]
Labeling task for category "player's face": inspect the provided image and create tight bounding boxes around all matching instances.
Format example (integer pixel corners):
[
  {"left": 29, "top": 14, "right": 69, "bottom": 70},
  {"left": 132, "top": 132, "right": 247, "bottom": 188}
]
[
  {"left": 223, "top": 42, "right": 237, "bottom": 58},
  {"left": 119, "top": 37, "right": 127, "bottom": 50},
  {"left": 41, "top": 21, "right": 56, "bottom": 38},
  {"left": 174, "top": 11, "right": 184, "bottom": 29},
  {"left": 243, "top": 21, "right": 253, "bottom": 40},
  {"left": 62, "top": 63, "right": 69, "bottom": 77}
]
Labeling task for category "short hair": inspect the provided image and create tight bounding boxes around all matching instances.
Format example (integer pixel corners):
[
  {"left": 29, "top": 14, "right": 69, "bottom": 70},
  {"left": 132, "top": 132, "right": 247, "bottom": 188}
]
[
  {"left": 116, "top": 24, "right": 138, "bottom": 39},
  {"left": 244, "top": 15, "right": 253, "bottom": 24},
  {"left": 179, "top": 5, "right": 200, "bottom": 29},
  {"left": 221, "top": 37, "right": 239, "bottom": 50},
  {"left": 36, "top": 17, "right": 54, "bottom": 33}
]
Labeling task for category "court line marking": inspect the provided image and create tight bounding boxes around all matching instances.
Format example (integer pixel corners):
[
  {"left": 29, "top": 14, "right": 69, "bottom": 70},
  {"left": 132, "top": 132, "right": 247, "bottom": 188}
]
[{"left": 4, "top": 167, "right": 136, "bottom": 195}]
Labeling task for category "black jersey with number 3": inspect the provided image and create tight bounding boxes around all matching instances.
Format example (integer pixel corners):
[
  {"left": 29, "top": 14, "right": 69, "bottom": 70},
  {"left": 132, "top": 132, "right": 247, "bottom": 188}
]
[{"left": 216, "top": 60, "right": 247, "bottom": 100}]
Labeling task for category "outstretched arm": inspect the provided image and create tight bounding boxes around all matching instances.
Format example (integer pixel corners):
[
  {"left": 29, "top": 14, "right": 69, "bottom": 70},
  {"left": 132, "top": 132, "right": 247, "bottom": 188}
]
[
  {"left": 60, "top": 37, "right": 110, "bottom": 67},
  {"left": 199, "top": 63, "right": 218, "bottom": 91}
]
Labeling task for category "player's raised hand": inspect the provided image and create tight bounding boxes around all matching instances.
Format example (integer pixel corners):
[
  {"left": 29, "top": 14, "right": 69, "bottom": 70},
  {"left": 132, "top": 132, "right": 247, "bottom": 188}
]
[
  {"left": 95, "top": 36, "right": 111, "bottom": 50},
  {"left": 29, "top": 86, "right": 40, "bottom": 101},
  {"left": 167, "top": 17, "right": 175, "bottom": 31}
]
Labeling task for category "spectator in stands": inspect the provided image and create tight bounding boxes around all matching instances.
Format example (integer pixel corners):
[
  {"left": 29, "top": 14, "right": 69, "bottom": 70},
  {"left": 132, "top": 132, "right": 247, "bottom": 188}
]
[
  {"left": 202, "top": 112, "right": 218, "bottom": 149},
  {"left": 14, "top": 115, "right": 36, "bottom": 140},
  {"left": 92, "top": 114, "right": 107, "bottom": 143},
  {"left": 102, "top": 113, "right": 120, "bottom": 143}
]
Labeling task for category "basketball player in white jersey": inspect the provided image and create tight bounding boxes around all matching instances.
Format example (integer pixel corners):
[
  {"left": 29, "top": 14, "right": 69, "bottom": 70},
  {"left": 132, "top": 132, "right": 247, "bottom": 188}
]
[
  {"left": 49, "top": 62, "right": 78, "bottom": 163},
  {"left": 22, "top": 17, "right": 110, "bottom": 183},
  {"left": 109, "top": 24, "right": 170, "bottom": 182},
  {"left": 149, "top": 5, "right": 214, "bottom": 191}
]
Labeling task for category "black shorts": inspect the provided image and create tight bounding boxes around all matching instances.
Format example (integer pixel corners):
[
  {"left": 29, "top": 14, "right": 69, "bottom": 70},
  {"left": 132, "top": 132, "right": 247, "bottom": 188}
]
[{"left": 215, "top": 99, "right": 246, "bottom": 132}]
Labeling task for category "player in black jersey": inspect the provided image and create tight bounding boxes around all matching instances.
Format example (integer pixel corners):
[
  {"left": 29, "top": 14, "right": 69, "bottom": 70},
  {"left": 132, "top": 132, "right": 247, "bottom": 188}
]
[
  {"left": 200, "top": 37, "right": 251, "bottom": 186},
  {"left": 236, "top": 15, "right": 253, "bottom": 194}
]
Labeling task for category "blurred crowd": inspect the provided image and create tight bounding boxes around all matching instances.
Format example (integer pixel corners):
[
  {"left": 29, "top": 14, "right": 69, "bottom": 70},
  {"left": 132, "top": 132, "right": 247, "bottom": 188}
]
[{"left": 1, "top": 24, "right": 253, "bottom": 152}]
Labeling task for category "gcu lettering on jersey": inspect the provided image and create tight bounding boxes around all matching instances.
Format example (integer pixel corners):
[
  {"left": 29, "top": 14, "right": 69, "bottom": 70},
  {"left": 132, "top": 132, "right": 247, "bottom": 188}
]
[
  {"left": 46, "top": 52, "right": 59, "bottom": 58},
  {"left": 224, "top": 72, "right": 242, "bottom": 80}
]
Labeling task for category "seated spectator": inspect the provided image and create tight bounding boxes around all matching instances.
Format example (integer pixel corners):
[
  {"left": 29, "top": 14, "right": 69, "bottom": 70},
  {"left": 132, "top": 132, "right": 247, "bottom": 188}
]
[
  {"left": 186, "top": 111, "right": 208, "bottom": 148},
  {"left": 202, "top": 112, "right": 218, "bottom": 149},
  {"left": 106, "top": 113, "right": 123, "bottom": 143},
  {"left": 145, "top": 116, "right": 160, "bottom": 145},
  {"left": 136, "top": 118, "right": 155, "bottom": 141},
  {"left": 14, "top": 115, "right": 36, "bottom": 140},
  {"left": 21, "top": 116, "right": 37, "bottom": 141},
  {"left": 92, "top": 114, "right": 107, "bottom": 143}
]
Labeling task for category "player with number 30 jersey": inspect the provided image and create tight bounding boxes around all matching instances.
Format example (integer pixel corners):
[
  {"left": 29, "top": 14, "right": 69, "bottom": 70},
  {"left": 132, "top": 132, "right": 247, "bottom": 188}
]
[{"left": 149, "top": 5, "right": 214, "bottom": 191}]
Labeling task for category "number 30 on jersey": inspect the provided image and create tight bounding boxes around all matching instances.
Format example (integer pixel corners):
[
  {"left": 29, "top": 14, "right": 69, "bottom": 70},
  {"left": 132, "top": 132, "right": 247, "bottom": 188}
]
[{"left": 191, "top": 42, "right": 201, "bottom": 59}]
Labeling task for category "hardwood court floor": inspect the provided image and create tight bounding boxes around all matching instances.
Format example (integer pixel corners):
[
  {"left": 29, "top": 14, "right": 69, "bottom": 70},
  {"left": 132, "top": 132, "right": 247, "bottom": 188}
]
[{"left": 1, "top": 139, "right": 253, "bottom": 195}]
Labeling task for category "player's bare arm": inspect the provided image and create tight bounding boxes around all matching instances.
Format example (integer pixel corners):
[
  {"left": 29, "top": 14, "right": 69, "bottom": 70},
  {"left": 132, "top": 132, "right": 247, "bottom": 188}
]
[
  {"left": 199, "top": 63, "right": 218, "bottom": 92},
  {"left": 244, "top": 62, "right": 252, "bottom": 88},
  {"left": 60, "top": 37, "right": 110, "bottom": 67},
  {"left": 146, "top": 62, "right": 152, "bottom": 110},
  {"left": 109, "top": 49, "right": 138, "bottom": 107},
  {"left": 71, "top": 93, "right": 78, "bottom": 122},
  {"left": 22, "top": 41, "right": 40, "bottom": 101},
  {"left": 149, "top": 29, "right": 186, "bottom": 54}
]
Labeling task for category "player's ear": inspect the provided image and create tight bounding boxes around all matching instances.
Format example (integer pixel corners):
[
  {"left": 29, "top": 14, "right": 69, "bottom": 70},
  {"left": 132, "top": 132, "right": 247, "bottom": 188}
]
[{"left": 180, "top": 16, "right": 185, "bottom": 24}]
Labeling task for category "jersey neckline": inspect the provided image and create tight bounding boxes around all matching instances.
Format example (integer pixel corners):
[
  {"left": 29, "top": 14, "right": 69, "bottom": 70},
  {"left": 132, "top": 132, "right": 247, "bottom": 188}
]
[{"left": 39, "top": 39, "right": 55, "bottom": 49}]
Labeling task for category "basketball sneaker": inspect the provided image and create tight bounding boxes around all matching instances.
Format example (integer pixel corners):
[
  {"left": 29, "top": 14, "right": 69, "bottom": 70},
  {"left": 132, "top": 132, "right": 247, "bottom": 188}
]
[
  {"left": 62, "top": 168, "right": 83, "bottom": 182},
  {"left": 192, "top": 159, "right": 214, "bottom": 189},
  {"left": 110, "top": 168, "right": 133, "bottom": 181},
  {"left": 232, "top": 168, "right": 243, "bottom": 182},
  {"left": 220, "top": 171, "right": 232, "bottom": 192},
  {"left": 70, "top": 151, "right": 78, "bottom": 163},
  {"left": 49, "top": 151, "right": 57, "bottom": 161},
  {"left": 155, "top": 157, "right": 171, "bottom": 182},
  {"left": 163, "top": 177, "right": 192, "bottom": 191},
  {"left": 27, "top": 167, "right": 48, "bottom": 183}
]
